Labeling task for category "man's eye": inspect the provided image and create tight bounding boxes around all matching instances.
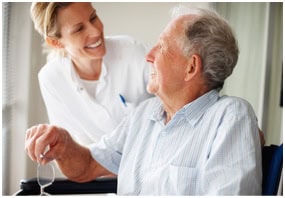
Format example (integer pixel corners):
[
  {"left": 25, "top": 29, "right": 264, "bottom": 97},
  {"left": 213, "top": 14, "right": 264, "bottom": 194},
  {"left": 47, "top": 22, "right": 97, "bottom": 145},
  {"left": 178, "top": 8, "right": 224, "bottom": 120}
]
[{"left": 90, "top": 15, "right": 97, "bottom": 23}]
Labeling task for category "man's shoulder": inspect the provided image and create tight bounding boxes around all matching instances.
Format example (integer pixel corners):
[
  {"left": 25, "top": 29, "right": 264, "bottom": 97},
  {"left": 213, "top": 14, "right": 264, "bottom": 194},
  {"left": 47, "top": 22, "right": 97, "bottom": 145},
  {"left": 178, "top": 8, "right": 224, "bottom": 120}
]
[
  {"left": 214, "top": 95, "right": 255, "bottom": 115},
  {"left": 219, "top": 95, "right": 252, "bottom": 108}
]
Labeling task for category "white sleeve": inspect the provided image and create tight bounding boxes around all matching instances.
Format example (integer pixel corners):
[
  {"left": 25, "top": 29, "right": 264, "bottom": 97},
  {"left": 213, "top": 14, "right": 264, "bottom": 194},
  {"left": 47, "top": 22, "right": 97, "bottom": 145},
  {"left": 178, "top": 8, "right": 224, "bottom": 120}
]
[
  {"left": 38, "top": 70, "right": 77, "bottom": 135},
  {"left": 89, "top": 117, "right": 129, "bottom": 174},
  {"left": 39, "top": 72, "right": 62, "bottom": 122}
]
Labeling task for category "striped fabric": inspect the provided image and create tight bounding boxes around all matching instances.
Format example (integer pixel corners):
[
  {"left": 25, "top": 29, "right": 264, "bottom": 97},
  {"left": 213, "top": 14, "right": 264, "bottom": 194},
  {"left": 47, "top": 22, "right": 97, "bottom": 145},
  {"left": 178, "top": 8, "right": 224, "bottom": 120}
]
[{"left": 90, "top": 90, "right": 262, "bottom": 195}]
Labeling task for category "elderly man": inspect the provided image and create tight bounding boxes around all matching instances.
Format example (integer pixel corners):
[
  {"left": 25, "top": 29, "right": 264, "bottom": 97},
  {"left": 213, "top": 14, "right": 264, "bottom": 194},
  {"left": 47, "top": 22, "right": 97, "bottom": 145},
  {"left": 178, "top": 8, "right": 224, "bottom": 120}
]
[{"left": 25, "top": 7, "right": 262, "bottom": 195}]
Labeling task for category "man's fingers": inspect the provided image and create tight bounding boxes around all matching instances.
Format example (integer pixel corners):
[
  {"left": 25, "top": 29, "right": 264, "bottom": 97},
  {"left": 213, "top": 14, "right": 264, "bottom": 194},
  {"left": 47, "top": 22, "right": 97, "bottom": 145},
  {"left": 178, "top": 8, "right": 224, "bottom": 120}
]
[
  {"left": 25, "top": 124, "right": 70, "bottom": 165},
  {"left": 25, "top": 125, "right": 40, "bottom": 161},
  {"left": 25, "top": 124, "right": 51, "bottom": 162}
]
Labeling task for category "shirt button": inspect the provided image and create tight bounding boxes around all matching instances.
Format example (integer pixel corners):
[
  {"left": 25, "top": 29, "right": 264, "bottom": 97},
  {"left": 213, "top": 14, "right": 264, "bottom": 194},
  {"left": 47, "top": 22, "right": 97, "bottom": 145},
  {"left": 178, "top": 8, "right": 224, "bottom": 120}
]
[
  {"left": 77, "top": 86, "right": 83, "bottom": 92},
  {"left": 161, "top": 132, "right": 166, "bottom": 137}
]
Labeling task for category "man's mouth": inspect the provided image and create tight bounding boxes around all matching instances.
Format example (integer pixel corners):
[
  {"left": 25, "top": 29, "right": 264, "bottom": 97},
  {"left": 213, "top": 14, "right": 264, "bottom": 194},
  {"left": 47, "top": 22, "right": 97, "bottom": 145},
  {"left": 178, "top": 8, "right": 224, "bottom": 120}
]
[{"left": 150, "top": 67, "right": 157, "bottom": 75}]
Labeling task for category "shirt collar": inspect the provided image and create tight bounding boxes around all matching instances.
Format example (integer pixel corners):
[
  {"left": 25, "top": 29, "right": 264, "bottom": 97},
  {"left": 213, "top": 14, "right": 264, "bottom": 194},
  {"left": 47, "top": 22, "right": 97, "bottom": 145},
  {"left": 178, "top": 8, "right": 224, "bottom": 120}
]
[
  {"left": 180, "top": 90, "right": 219, "bottom": 127},
  {"left": 150, "top": 90, "right": 220, "bottom": 127},
  {"left": 67, "top": 57, "right": 108, "bottom": 92},
  {"left": 149, "top": 98, "right": 165, "bottom": 123}
]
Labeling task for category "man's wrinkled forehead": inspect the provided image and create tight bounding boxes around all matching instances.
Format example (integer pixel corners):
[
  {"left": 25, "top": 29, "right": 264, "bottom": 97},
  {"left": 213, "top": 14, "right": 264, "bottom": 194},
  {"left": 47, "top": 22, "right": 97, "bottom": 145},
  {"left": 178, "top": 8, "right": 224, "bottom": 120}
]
[
  {"left": 164, "top": 14, "right": 197, "bottom": 33},
  {"left": 159, "top": 14, "right": 196, "bottom": 43}
]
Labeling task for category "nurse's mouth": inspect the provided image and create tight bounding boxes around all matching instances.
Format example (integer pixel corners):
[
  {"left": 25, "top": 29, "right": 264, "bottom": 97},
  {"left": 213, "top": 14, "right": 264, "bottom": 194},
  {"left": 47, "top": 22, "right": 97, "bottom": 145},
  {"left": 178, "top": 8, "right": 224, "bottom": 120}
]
[{"left": 86, "top": 39, "right": 102, "bottom": 49}]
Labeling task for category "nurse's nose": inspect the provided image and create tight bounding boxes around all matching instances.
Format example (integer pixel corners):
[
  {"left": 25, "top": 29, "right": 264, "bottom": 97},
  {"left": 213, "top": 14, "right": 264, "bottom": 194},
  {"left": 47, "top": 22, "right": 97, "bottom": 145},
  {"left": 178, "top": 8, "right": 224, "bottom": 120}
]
[{"left": 86, "top": 21, "right": 103, "bottom": 37}]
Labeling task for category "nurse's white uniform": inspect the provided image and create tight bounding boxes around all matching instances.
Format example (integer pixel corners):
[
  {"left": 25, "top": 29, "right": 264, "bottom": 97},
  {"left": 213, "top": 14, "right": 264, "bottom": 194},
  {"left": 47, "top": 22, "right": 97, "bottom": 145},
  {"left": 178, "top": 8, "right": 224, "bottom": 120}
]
[{"left": 38, "top": 35, "right": 152, "bottom": 145}]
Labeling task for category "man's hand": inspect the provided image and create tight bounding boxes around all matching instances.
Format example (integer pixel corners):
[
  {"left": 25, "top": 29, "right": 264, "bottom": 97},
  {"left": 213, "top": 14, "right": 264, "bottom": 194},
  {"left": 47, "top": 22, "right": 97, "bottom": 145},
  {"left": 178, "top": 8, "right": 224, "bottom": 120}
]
[
  {"left": 25, "top": 124, "right": 111, "bottom": 182},
  {"left": 25, "top": 124, "right": 69, "bottom": 165}
]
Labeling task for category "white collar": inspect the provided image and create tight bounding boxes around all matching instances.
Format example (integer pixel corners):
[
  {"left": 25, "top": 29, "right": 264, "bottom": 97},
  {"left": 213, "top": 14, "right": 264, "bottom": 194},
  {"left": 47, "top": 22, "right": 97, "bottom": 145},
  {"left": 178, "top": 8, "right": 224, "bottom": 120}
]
[{"left": 67, "top": 57, "right": 108, "bottom": 92}]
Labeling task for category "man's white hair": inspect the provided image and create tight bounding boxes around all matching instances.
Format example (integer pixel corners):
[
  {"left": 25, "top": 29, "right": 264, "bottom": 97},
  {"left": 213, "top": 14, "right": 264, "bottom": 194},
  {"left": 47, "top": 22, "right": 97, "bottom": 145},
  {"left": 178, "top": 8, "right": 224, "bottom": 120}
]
[{"left": 170, "top": 4, "right": 202, "bottom": 18}]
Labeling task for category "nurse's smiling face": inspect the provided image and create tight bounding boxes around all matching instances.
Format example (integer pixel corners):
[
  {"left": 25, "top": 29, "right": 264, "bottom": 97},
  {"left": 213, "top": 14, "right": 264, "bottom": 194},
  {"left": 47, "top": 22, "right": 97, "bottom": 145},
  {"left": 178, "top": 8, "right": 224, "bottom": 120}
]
[{"left": 53, "top": 3, "right": 106, "bottom": 61}]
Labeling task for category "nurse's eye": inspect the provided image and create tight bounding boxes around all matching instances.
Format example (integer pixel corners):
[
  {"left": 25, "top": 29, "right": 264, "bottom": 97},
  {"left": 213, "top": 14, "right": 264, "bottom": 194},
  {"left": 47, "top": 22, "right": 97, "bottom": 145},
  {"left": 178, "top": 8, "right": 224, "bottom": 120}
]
[
  {"left": 75, "top": 26, "right": 83, "bottom": 32},
  {"left": 72, "top": 25, "right": 84, "bottom": 34}
]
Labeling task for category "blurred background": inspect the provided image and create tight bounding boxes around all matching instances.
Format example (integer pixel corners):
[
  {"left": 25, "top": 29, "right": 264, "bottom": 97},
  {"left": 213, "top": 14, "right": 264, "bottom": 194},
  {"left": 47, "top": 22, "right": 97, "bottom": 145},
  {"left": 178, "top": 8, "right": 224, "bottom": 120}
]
[{"left": 2, "top": 2, "right": 283, "bottom": 195}]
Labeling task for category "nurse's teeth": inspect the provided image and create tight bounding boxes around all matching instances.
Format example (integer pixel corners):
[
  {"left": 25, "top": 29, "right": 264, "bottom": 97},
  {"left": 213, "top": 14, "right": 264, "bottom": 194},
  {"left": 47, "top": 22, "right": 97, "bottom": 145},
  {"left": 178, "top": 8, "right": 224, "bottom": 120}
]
[{"left": 87, "top": 39, "right": 102, "bottom": 48}]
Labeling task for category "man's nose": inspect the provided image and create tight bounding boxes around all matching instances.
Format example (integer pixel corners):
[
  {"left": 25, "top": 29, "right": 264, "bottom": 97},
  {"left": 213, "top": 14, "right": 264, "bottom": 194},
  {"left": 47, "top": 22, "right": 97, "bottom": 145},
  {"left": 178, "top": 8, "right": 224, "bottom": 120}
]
[{"left": 146, "top": 47, "right": 156, "bottom": 63}]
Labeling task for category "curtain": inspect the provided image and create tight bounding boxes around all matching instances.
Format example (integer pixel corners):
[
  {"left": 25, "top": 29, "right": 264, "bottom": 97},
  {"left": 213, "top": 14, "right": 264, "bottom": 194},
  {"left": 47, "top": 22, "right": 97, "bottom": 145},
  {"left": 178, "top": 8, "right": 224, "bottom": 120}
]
[{"left": 2, "top": 2, "right": 13, "bottom": 195}]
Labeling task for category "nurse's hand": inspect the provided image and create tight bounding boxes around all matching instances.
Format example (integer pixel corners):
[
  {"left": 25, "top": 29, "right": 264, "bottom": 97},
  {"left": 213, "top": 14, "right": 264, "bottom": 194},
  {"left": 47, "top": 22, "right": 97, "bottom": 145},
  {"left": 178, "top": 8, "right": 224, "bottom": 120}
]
[{"left": 25, "top": 124, "right": 69, "bottom": 165}]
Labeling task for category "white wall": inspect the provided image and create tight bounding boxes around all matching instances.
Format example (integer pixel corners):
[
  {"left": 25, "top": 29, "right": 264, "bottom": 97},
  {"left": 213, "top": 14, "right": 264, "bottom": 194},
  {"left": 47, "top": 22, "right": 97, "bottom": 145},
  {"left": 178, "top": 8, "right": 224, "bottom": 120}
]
[
  {"left": 2, "top": 2, "right": 48, "bottom": 195},
  {"left": 93, "top": 2, "right": 211, "bottom": 47},
  {"left": 216, "top": 2, "right": 283, "bottom": 145},
  {"left": 262, "top": 3, "right": 283, "bottom": 145},
  {"left": 3, "top": 2, "right": 282, "bottom": 195}
]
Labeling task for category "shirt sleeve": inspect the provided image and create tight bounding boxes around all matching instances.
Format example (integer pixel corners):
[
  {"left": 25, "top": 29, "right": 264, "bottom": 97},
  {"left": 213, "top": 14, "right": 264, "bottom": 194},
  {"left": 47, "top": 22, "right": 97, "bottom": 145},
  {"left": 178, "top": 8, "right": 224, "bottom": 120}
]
[
  {"left": 199, "top": 99, "right": 262, "bottom": 195},
  {"left": 38, "top": 69, "right": 91, "bottom": 143},
  {"left": 88, "top": 117, "right": 130, "bottom": 174},
  {"left": 38, "top": 70, "right": 67, "bottom": 125}
]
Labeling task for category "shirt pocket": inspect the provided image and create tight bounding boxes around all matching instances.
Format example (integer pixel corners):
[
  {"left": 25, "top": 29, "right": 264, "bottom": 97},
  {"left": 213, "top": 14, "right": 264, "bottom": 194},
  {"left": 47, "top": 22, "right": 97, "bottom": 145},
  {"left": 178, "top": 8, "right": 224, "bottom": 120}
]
[{"left": 168, "top": 165, "right": 199, "bottom": 195}]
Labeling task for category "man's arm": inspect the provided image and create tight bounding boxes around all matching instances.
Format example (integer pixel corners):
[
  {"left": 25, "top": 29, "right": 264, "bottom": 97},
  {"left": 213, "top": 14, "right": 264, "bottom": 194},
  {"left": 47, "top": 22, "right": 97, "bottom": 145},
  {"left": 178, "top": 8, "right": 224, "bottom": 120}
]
[
  {"left": 200, "top": 102, "right": 262, "bottom": 195},
  {"left": 25, "top": 124, "right": 111, "bottom": 182}
]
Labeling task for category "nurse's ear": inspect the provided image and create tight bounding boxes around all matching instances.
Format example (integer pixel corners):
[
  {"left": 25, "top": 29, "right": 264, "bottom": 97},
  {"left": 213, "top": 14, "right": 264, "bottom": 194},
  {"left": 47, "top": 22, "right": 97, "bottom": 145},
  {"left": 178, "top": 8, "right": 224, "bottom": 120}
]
[{"left": 45, "top": 37, "right": 64, "bottom": 49}]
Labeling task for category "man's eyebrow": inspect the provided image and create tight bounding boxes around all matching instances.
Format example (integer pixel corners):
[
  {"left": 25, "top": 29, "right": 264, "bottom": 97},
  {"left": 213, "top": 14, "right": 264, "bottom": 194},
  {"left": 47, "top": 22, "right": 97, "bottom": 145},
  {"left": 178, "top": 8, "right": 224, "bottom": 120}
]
[
  {"left": 159, "top": 37, "right": 169, "bottom": 51},
  {"left": 90, "top": 10, "right": 96, "bottom": 17}
]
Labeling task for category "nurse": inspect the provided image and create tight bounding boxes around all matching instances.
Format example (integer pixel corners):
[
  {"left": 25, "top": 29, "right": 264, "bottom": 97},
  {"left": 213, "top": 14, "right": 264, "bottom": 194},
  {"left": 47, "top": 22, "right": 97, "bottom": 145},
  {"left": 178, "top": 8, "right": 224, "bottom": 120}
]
[{"left": 31, "top": 2, "right": 153, "bottom": 145}]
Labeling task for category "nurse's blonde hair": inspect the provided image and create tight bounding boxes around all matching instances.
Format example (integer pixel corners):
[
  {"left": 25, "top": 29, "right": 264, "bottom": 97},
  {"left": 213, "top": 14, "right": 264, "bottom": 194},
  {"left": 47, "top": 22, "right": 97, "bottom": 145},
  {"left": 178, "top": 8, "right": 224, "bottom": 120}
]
[{"left": 30, "top": 2, "right": 72, "bottom": 57}]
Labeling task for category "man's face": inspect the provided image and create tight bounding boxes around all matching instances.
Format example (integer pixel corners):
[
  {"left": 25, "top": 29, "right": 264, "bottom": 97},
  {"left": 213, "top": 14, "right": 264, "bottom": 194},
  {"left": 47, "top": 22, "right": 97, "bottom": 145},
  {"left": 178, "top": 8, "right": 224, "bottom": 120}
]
[{"left": 145, "top": 17, "right": 190, "bottom": 98}]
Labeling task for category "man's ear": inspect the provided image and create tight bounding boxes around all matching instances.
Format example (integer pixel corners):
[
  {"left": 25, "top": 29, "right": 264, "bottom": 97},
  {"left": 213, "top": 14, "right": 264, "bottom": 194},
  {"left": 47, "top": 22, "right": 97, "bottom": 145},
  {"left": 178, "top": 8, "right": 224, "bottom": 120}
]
[
  {"left": 184, "top": 54, "right": 202, "bottom": 81},
  {"left": 45, "top": 37, "right": 64, "bottom": 48}
]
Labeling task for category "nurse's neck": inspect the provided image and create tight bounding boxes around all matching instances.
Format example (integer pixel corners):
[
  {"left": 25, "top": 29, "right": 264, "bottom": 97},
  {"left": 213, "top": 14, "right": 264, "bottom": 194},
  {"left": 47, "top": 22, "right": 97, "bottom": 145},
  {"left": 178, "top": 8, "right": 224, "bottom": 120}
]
[{"left": 73, "top": 59, "right": 102, "bottom": 81}]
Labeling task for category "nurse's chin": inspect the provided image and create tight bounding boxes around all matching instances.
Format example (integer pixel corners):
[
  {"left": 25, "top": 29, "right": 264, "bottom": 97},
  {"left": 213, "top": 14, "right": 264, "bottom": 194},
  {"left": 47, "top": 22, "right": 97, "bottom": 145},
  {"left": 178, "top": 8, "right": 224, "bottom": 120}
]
[{"left": 85, "top": 48, "right": 106, "bottom": 59}]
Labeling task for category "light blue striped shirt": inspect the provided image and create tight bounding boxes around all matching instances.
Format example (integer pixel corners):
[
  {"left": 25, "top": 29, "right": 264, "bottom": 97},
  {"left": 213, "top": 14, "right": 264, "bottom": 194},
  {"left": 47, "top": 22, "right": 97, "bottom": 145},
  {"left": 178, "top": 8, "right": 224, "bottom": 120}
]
[{"left": 90, "top": 90, "right": 262, "bottom": 195}]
